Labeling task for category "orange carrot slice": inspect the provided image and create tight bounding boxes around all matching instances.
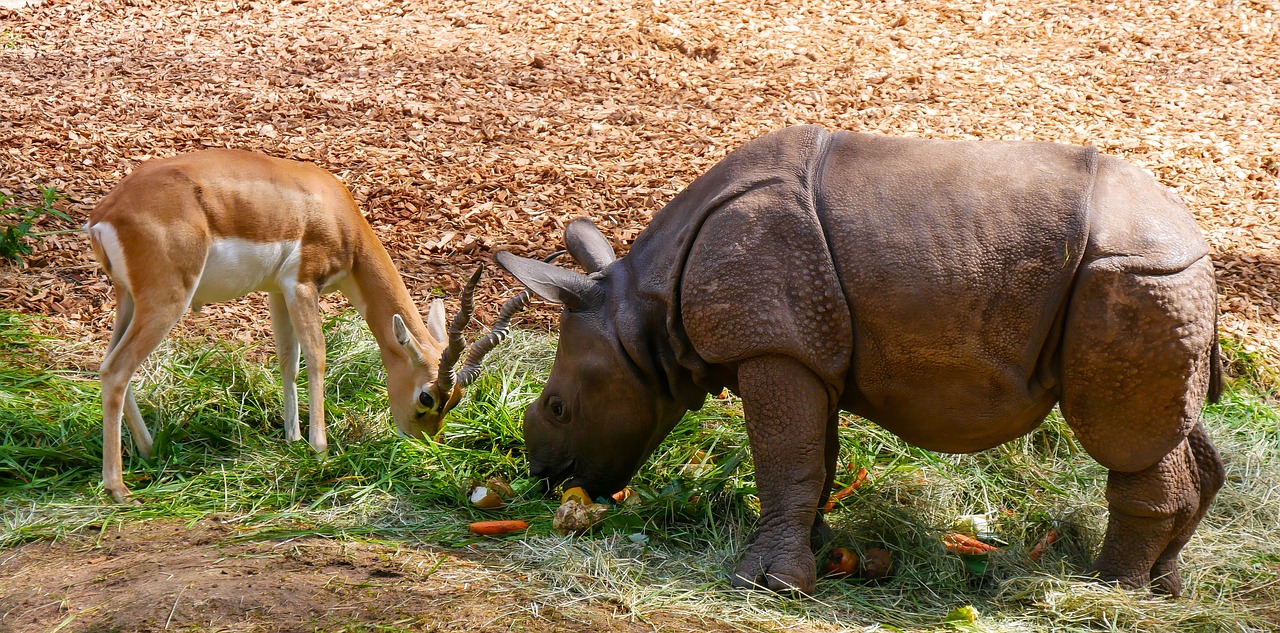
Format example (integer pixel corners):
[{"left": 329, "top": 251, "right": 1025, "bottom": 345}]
[
  {"left": 942, "top": 532, "right": 1002, "bottom": 555},
  {"left": 468, "top": 520, "right": 529, "bottom": 535},
  {"left": 1029, "top": 528, "right": 1059, "bottom": 561},
  {"left": 823, "top": 467, "right": 869, "bottom": 513}
]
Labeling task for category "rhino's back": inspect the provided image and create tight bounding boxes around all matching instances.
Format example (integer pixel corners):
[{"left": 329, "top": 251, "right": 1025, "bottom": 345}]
[{"left": 820, "top": 132, "right": 1098, "bottom": 450}]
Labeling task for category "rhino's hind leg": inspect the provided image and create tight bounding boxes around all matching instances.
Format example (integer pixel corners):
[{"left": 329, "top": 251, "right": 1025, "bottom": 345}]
[
  {"left": 1060, "top": 256, "right": 1219, "bottom": 596},
  {"left": 731, "top": 354, "right": 832, "bottom": 594},
  {"left": 1089, "top": 438, "right": 1201, "bottom": 591},
  {"left": 811, "top": 411, "right": 841, "bottom": 556},
  {"left": 1147, "top": 422, "right": 1224, "bottom": 596}
]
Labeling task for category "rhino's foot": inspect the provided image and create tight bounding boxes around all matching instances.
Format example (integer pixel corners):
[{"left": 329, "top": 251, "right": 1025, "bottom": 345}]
[
  {"left": 731, "top": 549, "right": 817, "bottom": 595},
  {"left": 1149, "top": 558, "right": 1182, "bottom": 597},
  {"left": 1087, "top": 563, "right": 1149, "bottom": 590},
  {"left": 1087, "top": 559, "right": 1182, "bottom": 598}
]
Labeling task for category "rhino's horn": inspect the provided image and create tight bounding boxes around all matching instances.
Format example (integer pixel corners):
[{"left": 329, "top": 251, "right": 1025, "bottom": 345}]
[
  {"left": 564, "top": 217, "right": 616, "bottom": 273},
  {"left": 494, "top": 250, "right": 604, "bottom": 312}
]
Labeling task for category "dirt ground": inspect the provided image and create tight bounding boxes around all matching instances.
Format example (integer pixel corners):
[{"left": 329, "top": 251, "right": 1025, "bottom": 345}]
[{"left": 0, "top": 519, "right": 748, "bottom": 633}]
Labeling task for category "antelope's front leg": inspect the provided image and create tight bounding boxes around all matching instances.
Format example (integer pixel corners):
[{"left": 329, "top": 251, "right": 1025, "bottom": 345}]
[
  {"left": 731, "top": 354, "right": 832, "bottom": 594},
  {"left": 284, "top": 284, "right": 328, "bottom": 454}
]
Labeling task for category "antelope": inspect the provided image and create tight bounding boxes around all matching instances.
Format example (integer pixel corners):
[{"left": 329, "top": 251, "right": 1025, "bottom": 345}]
[{"left": 87, "top": 149, "right": 527, "bottom": 503}]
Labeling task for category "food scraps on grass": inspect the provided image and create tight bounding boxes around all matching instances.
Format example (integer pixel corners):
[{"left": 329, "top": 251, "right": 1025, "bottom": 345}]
[
  {"left": 468, "top": 476, "right": 515, "bottom": 509},
  {"left": 823, "top": 466, "right": 869, "bottom": 512},
  {"left": 468, "top": 520, "right": 529, "bottom": 535},
  {"left": 942, "top": 532, "right": 1003, "bottom": 555},
  {"left": 861, "top": 547, "right": 893, "bottom": 580},
  {"left": 1029, "top": 527, "right": 1060, "bottom": 561},
  {"left": 561, "top": 486, "right": 592, "bottom": 506},
  {"left": 681, "top": 449, "right": 713, "bottom": 477},
  {"left": 468, "top": 485, "right": 505, "bottom": 509},
  {"left": 825, "top": 547, "right": 859, "bottom": 576},
  {"left": 611, "top": 487, "right": 641, "bottom": 506},
  {"left": 485, "top": 476, "right": 515, "bottom": 498},
  {"left": 552, "top": 497, "right": 609, "bottom": 535}
]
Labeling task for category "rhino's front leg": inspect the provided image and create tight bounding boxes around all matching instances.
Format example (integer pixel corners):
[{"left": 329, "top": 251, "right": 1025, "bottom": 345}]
[{"left": 731, "top": 354, "right": 832, "bottom": 594}]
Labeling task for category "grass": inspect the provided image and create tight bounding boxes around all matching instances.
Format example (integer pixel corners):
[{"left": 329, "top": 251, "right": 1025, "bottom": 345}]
[{"left": 1, "top": 308, "right": 1278, "bottom": 631}]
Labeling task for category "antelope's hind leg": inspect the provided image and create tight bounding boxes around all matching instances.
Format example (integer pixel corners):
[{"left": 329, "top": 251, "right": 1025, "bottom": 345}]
[
  {"left": 100, "top": 287, "right": 189, "bottom": 503},
  {"left": 268, "top": 292, "right": 303, "bottom": 443},
  {"left": 1060, "top": 256, "right": 1221, "bottom": 596}
]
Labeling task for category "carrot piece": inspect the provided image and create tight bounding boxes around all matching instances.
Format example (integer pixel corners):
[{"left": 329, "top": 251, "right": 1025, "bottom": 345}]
[
  {"left": 942, "top": 532, "right": 1002, "bottom": 555},
  {"left": 1028, "top": 528, "right": 1059, "bottom": 561},
  {"left": 823, "top": 467, "right": 868, "bottom": 513},
  {"left": 468, "top": 520, "right": 529, "bottom": 535}
]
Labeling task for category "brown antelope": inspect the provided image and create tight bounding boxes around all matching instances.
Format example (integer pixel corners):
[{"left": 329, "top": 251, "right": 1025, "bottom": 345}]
[{"left": 87, "top": 149, "right": 526, "bottom": 503}]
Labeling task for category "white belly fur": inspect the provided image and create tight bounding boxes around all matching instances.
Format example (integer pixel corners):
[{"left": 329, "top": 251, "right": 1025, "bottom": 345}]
[{"left": 191, "top": 238, "right": 303, "bottom": 308}]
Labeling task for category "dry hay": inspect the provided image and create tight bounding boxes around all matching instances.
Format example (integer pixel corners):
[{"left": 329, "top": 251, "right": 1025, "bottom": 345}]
[{"left": 0, "top": 0, "right": 1277, "bottom": 369}]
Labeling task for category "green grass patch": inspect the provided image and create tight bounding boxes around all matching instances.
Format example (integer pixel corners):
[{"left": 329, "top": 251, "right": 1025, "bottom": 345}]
[{"left": 2, "top": 309, "right": 1277, "bottom": 631}]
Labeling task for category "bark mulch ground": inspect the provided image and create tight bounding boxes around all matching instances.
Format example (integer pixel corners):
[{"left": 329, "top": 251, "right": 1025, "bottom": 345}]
[{"left": 1, "top": 0, "right": 1276, "bottom": 369}]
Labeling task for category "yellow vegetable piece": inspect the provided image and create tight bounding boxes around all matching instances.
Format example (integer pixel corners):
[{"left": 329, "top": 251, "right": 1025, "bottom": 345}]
[{"left": 561, "top": 486, "right": 592, "bottom": 506}]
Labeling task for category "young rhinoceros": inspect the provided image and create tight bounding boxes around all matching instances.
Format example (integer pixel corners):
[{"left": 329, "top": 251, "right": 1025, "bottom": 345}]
[{"left": 496, "top": 125, "right": 1223, "bottom": 597}]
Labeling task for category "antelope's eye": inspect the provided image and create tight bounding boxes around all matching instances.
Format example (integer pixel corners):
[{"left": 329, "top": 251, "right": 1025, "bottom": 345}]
[{"left": 418, "top": 390, "right": 435, "bottom": 409}]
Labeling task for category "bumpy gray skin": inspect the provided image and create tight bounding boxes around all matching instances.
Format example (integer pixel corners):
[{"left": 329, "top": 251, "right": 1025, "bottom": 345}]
[{"left": 496, "top": 125, "right": 1224, "bottom": 597}]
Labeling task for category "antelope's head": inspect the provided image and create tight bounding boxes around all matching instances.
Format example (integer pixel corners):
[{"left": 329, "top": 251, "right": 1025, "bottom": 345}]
[{"left": 389, "top": 267, "right": 530, "bottom": 440}]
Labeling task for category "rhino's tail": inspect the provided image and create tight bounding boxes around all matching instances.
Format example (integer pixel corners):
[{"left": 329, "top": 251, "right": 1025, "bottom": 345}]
[{"left": 1208, "top": 321, "right": 1223, "bottom": 405}]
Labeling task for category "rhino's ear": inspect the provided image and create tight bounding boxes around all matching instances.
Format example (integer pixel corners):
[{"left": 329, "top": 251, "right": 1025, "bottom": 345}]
[
  {"left": 495, "top": 250, "right": 604, "bottom": 312},
  {"left": 564, "top": 217, "right": 616, "bottom": 273}
]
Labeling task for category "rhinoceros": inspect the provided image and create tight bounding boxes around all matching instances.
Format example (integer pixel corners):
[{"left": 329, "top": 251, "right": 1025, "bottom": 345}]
[{"left": 495, "top": 125, "right": 1223, "bottom": 596}]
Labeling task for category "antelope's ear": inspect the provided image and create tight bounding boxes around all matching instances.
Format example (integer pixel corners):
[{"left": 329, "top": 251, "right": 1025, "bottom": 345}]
[
  {"left": 426, "top": 298, "right": 447, "bottom": 344},
  {"left": 495, "top": 250, "right": 604, "bottom": 312},
  {"left": 564, "top": 217, "right": 616, "bottom": 273},
  {"left": 392, "top": 313, "right": 411, "bottom": 346},
  {"left": 392, "top": 314, "right": 429, "bottom": 365}
]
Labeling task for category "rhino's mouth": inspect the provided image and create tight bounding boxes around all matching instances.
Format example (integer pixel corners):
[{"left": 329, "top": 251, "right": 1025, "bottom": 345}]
[{"left": 532, "top": 457, "right": 576, "bottom": 496}]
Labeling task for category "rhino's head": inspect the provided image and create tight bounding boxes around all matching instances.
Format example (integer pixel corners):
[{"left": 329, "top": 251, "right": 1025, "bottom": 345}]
[{"left": 495, "top": 219, "right": 694, "bottom": 498}]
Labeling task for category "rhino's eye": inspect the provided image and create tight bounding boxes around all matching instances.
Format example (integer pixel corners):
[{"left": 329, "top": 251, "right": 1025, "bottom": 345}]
[{"left": 548, "top": 396, "right": 566, "bottom": 421}]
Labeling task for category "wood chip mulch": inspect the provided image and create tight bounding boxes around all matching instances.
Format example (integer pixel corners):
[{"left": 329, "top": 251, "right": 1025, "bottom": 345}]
[{"left": 1, "top": 0, "right": 1276, "bottom": 370}]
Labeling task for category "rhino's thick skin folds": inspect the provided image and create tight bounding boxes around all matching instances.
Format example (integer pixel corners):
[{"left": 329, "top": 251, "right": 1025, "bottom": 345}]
[{"left": 497, "top": 125, "right": 1223, "bottom": 598}]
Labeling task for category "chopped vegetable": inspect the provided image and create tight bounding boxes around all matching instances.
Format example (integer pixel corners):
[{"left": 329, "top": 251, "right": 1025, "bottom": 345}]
[
  {"left": 942, "top": 532, "right": 1002, "bottom": 555},
  {"left": 945, "top": 605, "right": 980, "bottom": 624},
  {"left": 561, "top": 486, "right": 592, "bottom": 506},
  {"left": 485, "top": 476, "right": 515, "bottom": 498},
  {"left": 862, "top": 547, "right": 893, "bottom": 579},
  {"left": 468, "top": 520, "right": 529, "bottom": 535},
  {"left": 1029, "top": 528, "right": 1060, "bottom": 561},
  {"left": 825, "top": 547, "right": 859, "bottom": 576},
  {"left": 468, "top": 485, "right": 504, "bottom": 509},
  {"left": 552, "top": 498, "right": 608, "bottom": 535},
  {"left": 823, "top": 467, "right": 869, "bottom": 512},
  {"left": 611, "top": 487, "right": 641, "bottom": 506}
]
